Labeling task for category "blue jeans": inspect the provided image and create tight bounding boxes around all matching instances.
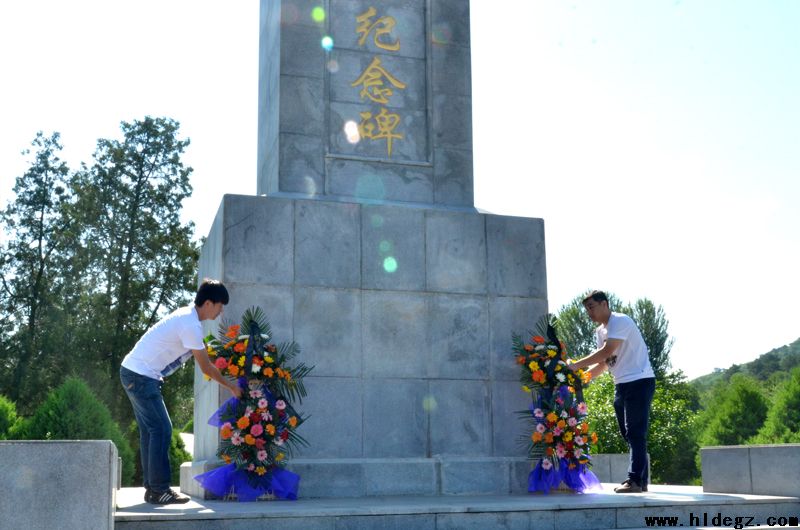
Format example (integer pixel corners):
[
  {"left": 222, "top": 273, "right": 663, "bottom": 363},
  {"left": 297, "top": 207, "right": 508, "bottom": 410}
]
[
  {"left": 613, "top": 377, "right": 656, "bottom": 487},
  {"left": 120, "top": 366, "right": 173, "bottom": 492}
]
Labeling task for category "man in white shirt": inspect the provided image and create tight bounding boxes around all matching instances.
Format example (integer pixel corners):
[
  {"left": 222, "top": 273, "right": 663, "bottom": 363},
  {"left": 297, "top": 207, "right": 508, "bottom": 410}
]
[
  {"left": 569, "top": 290, "right": 656, "bottom": 493},
  {"left": 120, "top": 279, "right": 242, "bottom": 504}
]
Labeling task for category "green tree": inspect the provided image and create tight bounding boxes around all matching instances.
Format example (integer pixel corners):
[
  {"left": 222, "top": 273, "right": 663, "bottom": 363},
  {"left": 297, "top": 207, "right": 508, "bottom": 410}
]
[
  {"left": 750, "top": 367, "right": 800, "bottom": 444},
  {"left": 697, "top": 373, "right": 768, "bottom": 447},
  {"left": 0, "top": 132, "right": 73, "bottom": 406},
  {"left": 628, "top": 299, "right": 673, "bottom": 379},
  {"left": 22, "top": 376, "right": 135, "bottom": 484},
  {"left": 70, "top": 116, "right": 199, "bottom": 418}
]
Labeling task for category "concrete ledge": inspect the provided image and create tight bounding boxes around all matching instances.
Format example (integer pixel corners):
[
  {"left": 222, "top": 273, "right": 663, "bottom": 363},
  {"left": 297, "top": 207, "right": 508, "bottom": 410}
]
[
  {"left": 701, "top": 444, "right": 800, "bottom": 496},
  {"left": 0, "top": 440, "right": 117, "bottom": 530}
]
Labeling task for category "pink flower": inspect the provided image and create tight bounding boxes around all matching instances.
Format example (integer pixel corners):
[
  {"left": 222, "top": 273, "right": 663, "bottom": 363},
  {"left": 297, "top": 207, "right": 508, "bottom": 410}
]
[
  {"left": 250, "top": 424, "right": 264, "bottom": 437},
  {"left": 533, "top": 408, "right": 544, "bottom": 418},
  {"left": 275, "top": 400, "right": 287, "bottom": 411},
  {"left": 221, "top": 422, "right": 232, "bottom": 431},
  {"left": 257, "top": 450, "right": 268, "bottom": 462},
  {"left": 258, "top": 398, "right": 268, "bottom": 409},
  {"left": 231, "top": 433, "right": 243, "bottom": 446},
  {"left": 541, "top": 459, "right": 553, "bottom": 470},
  {"left": 247, "top": 463, "right": 255, "bottom": 471},
  {"left": 556, "top": 445, "right": 566, "bottom": 458},
  {"left": 577, "top": 402, "right": 588, "bottom": 414},
  {"left": 262, "top": 411, "right": 272, "bottom": 422},
  {"left": 214, "top": 357, "right": 228, "bottom": 370},
  {"left": 245, "top": 406, "right": 254, "bottom": 416},
  {"left": 574, "top": 447, "right": 583, "bottom": 458},
  {"left": 249, "top": 389, "right": 262, "bottom": 399},
  {"left": 574, "top": 436, "right": 584, "bottom": 446},
  {"left": 560, "top": 410, "right": 568, "bottom": 418},
  {"left": 567, "top": 417, "right": 578, "bottom": 427},
  {"left": 535, "top": 423, "right": 546, "bottom": 433},
  {"left": 555, "top": 396, "right": 564, "bottom": 405},
  {"left": 553, "top": 426, "right": 563, "bottom": 436}
]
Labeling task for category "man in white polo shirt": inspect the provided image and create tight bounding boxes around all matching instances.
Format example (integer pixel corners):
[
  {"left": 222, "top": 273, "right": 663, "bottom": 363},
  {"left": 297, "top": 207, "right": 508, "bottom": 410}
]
[
  {"left": 569, "top": 290, "right": 656, "bottom": 493},
  {"left": 120, "top": 279, "right": 242, "bottom": 504}
]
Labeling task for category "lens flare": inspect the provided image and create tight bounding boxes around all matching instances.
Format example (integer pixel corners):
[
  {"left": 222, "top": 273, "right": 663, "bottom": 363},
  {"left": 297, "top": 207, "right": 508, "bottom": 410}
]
[
  {"left": 422, "top": 395, "right": 438, "bottom": 412},
  {"left": 370, "top": 214, "right": 384, "bottom": 228},
  {"left": 321, "top": 36, "right": 334, "bottom": 51},
  {"left": 326, "top": 59, "right": 340, "bottom": 73},
  {"left": 344, "top": 120, "right": 360, "bottom": 144},
  {"left": 383, "top": 256, "right": 398, "bottom": 273},
  {"left": 378, "top": 240, "right": 392, "bottom": 254},
  {"left": 311, "top": 6, "right": 325, "bottom": 23}
]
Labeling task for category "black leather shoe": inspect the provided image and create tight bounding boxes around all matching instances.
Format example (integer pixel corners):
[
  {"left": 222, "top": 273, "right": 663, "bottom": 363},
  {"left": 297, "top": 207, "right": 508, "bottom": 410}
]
[{"left": 614, "top": 479, "right": 646, "bottom": 493}]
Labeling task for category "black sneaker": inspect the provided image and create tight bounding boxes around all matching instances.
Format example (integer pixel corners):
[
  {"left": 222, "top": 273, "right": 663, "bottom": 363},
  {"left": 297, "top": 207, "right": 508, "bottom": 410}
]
[{"left": 147, "top": 488, "right": 190, "bottom": 504}]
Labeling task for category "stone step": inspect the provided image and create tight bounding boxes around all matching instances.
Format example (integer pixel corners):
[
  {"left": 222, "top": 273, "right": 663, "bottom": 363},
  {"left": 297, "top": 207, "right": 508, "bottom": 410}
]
[{"left": 115, "top": 484, "right": 800, "bottom": 530}]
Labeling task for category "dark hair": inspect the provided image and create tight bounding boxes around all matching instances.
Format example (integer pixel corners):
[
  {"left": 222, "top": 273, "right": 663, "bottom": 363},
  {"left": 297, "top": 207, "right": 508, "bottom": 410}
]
[
  {"left": 582, "top": 290, "right": 608, "bottom": 305},
  {"left": 195, "top": 279, "right": 229, "bottom": 306}
]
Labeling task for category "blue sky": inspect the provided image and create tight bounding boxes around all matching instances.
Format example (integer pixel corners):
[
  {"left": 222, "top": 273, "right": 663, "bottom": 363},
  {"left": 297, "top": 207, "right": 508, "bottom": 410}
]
[{"left": 1, "top": 1, "right": 798, "bottom": 379}]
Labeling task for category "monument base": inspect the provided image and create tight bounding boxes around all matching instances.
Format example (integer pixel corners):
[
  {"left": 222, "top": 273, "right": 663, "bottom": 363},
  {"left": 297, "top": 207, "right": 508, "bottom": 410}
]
[{"left": 181, "top": 456, "right": 533, "bottom": 499}]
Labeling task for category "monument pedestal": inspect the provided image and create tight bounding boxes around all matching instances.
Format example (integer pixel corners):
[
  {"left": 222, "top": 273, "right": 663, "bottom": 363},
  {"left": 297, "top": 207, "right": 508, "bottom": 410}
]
[{"left": 182, "top": 194, "right": 548, "bottom": 498}]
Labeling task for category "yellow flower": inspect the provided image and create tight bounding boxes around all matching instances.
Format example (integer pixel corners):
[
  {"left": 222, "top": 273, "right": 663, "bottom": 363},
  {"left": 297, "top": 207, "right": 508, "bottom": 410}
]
[
  {"left": 264, "top": 356, "right": 274, "bottom": 364},
  {"left": 275, "top": 453, "right": 285, "bottom": 462},
  {"left": 289, "top": 416, "right": 298, "bottom": 428},
  {"left": 237, "top": 355, "right": 246, "bottom": 367},
  {"left": 563, "top": 431, "right": 574, "bottom": 442},
  {"left": 547, "top": 349, "right": 557, "bottom": 358},
  {"left": 203, "top": 374, "right": 211, "bottom": 381},
  {"left": 521, "top": 385, "right": 531, "bottom": 393},
  {"left": 528, "top": 361, "right": 539, "bottom": 371},
  {"left": 255, "top": 466, "right": 266, "bottom": 476}
]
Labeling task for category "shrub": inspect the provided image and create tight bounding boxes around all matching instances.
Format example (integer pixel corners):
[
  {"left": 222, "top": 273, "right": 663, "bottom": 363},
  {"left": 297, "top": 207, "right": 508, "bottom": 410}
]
[
  {"left": 24, "top": 376, "right": 135, "bottom": 485},
  {"left": 0, "top": 395, "right": 19, "bottom": 439}
]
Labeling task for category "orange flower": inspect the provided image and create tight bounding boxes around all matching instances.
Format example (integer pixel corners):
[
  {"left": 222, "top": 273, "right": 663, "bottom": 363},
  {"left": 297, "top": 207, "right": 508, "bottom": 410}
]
[
  {"left": 544, "top": 432, "right": 554, "bottom": 444},
  {"left": 516, "top": 355, "right": 526, "bottom": 365},
  {"left": 225, "top": 325, "right": 240, "bottom": 338},
  {"left": 284, "top": 371, "right": 292, "bottom": 381},
  {"left": 532, "top": 432, "right": 543, "bottom": 442},
  {"left": 276, "top": 368, "right": 285, "bottom": 378},
  {"left": 228, "top": 365, "right": 240, "bottom": 377},
  {"left": 223, "top": 455, "right": 232, "bottom": 464},
  {"left": 556, "top": 419, "right": 566, "bottom": 430},
  {"left": 532, "top": 336, "right": 545, "bottom": 344},
  {"left": 580, "top": 423, "right": 590, "bottom": 433},
  {"left": 263, "top": 367, "right": 274, "bottom": 378},
  {"left": 244, "top": 434, "right": 256, "bottom": 445},
  {"left": 545, "top": 447, "right": 554, "bottom": 456},
  {"left": 288, "top": 416, "right": 298, "bottom": 428},
  {"left": 523, "top": 344, "right": 533, "bottom": 352},
  {"left": 233, "top": 341, "right": 246, "bottom": 353},
  {"left": 224, "top": 340, "right": 236, "bottom": 349},
  {"left": 591, "top": 432, "right": 598, "bottom": 444},
  {"left": 237, "top": 416, "right": 250, "bottom": 429},
  {"left": 266, "top": 424, "right": 276, "bottom": 436},
  {"left": 546, "top": 412, "right": 558, "bottom": 423},
  {"left": 220, "top": 425, "right": 233, "bottom": 439}
]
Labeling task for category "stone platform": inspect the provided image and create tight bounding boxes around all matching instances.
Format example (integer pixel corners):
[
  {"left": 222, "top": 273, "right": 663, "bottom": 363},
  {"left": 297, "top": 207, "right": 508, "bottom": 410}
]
[{"left": 115, "top": 484, "right": 800, "bottom": 530}]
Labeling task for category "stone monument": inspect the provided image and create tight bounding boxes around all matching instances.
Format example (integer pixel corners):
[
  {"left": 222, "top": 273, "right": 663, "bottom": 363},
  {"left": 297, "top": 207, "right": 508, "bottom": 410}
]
[{"left": 182, "top": 0, "right": 549, "bottom": 498}]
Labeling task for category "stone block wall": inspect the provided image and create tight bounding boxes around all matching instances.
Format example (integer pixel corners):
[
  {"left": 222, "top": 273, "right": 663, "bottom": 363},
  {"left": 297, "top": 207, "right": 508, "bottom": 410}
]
[{"left": 186, "top": 194, "right": 547, "bottom": 497}]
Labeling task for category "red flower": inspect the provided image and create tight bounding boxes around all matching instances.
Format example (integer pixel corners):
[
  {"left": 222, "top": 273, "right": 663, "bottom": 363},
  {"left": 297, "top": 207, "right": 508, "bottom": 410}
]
[
  {"left": 255, "top": 438, "right": 266, "bottom": 450},
  {"left": 280, "top": 430, "right": 289, "bottom": 441}
]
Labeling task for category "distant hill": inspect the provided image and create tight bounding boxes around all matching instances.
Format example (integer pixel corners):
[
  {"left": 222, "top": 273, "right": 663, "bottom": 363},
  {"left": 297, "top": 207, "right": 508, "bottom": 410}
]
[{"left": 691, "top": 336, "right": 800, "bottom": 397}]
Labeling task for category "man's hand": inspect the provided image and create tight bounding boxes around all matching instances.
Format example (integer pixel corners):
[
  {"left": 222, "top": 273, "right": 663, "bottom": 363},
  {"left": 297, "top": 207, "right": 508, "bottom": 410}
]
[{"left": 228, "top": 384, "right": 243, "bottom": 399}]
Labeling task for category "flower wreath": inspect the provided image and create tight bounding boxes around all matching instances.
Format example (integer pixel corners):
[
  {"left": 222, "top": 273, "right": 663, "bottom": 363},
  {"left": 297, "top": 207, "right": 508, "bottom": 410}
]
[
  {"left": 194, "top": 307, "right": 313, "bottom": 501},
  {"left": 513, "top": 316, "right": 600, "bottom": 493}
]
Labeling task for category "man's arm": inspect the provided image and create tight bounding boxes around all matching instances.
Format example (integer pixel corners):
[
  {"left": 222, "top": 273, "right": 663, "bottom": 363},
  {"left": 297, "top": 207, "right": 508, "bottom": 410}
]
[
  {"left": 191, "top": 349, "right": 243, "bottom": 399},
  {"left": 585, "top": 361, "right": 608, "bottom": 380},
  {"left": 570, "top": 339, "right": 623, "bottom": 371}
]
